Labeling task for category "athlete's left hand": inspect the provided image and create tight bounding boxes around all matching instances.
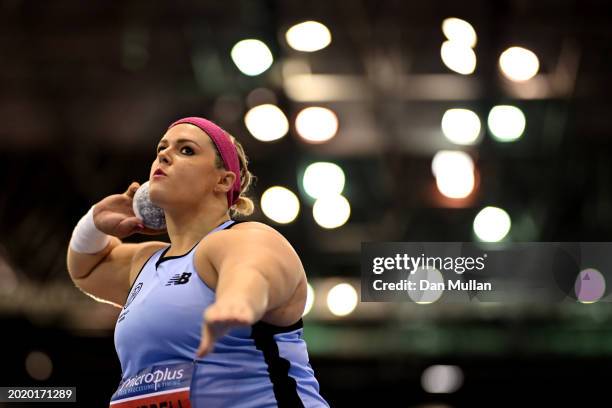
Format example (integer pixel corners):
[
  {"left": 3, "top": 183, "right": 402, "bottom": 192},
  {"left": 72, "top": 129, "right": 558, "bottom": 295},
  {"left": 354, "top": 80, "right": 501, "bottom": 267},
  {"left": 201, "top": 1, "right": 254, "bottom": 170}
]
[{"left": 196, "top": 300, "right": 256, "bottom": 358}]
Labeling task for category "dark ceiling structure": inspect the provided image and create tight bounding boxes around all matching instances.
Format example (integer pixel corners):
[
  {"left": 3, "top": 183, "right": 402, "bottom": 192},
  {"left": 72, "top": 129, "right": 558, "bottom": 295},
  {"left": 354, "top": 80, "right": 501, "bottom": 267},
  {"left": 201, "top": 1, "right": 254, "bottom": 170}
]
[{"left": 1, "top": 0, "right": 611, "bottom": 283}]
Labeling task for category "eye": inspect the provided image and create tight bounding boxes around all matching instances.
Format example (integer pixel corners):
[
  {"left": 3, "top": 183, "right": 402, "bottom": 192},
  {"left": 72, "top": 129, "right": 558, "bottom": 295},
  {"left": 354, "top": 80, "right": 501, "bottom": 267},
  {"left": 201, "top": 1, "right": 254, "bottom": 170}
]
[
  {"left": 156, "top": 145, "right": 166, "bottom": 153},
  {"left": 180, "top": 146, "right": 194, "bottom": 155}
]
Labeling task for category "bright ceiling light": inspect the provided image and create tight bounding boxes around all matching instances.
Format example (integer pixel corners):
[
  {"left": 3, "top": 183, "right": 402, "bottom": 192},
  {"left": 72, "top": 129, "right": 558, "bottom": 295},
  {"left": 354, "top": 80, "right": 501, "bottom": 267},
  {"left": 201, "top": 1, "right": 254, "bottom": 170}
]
[
  {"left": 473, "top": 206, "right": 511, "bottom": 242},
  {"left": 326, "top": 282, "right": 358, "bottom": 316},
  {"left": 435, "top": 169, "right": 475, "bottom": 199},
  {"left": 442, "top": 18, "right": 477, "bottom": 48},
  {"left": 260, "top": 186, "right": 300, "bottom": 224},
  {"left": 231, "top": 39, "right": 273, "bottom": 76},
  {"left": 431, "top": 151, "right": 475, "bottom": 199},
  {"left": 499, "top": 46, "right": 540, "bottom": 81},
  {"left": 440, "top": 41, "right": 476, "bottom": 75},
  {"left": 303, "top": 162, "right": 345, "bottom": 199},
  {"left": 441, "top": 108, "right": 481, "bottom": 145},
  {"left": 487, "top": 105, "right": 526, "bottom": 142},
  {"left": 244, "top": 104, "right": 289, "bottom": 142},
  {"left": 285, "top": 21, "right": 332, "bottom": 52},
  {"left": 313, "top": 195, "right": 351, "bottom": 229},
  {"left": 431, "top": 150, "right": 474, "bottom": 178},
  {"left": 295, "top": 107, "right": 338, "bottom": 143}
]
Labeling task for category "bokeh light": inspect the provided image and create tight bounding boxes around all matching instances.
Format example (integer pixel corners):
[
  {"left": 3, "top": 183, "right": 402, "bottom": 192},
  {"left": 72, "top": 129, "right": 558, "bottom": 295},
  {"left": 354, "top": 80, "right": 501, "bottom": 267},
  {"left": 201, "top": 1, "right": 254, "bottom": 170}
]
[
  {"left": 260, "top": 186, "right": 300, "bottom": 224},
  {"left": 303, "top": 162, "right": 345, "bottom": 199},
  {"left": 285, "top": 21, "right": 332, "bottom": 52},
  {"left": 421, "top": 365, "right": 464, "bottom": 393},
  {"left": 442, "top": 18, "right": 477, "bottom": 47},
  {"left": 244, "top": 104, "right": 289, "bottom": 142},
  {"left": 231, "top": 39, "right": 274, "bottom": 76},
  {"left": 473, "top": 206, "right": 511, "bottom": 242},
  {"left": 295, "top": 107, "right": 339, "bottom": 143},
  {"left": 441, "top": 108, "right": 482, "bottom": 145},
  {"left": 575, "top": 268, "right": 606, "bottom": 304},
  {"left": 326, "top": 282, "right": 358, "bottom": 316},
  {"left": 313, "top": 195, "right": 351, "bottom": 229},
  {"left": 25, "top": 351, "right": 53, "bottom": 381},
  {"left": 487, "top": 105, "right": 526, "bottom": 142},
  {"left": 431, "top": 150, "right": 475, "bottom": 199},
  {"left": 499, "top": 46, "right": 540, "bottom": 81},
  {"left": 431, "top": 150, "right": 474, "bottom": 178},
  {"left": 440, "top": 41, "right": 476, "bottom": 75},
  {"left": 408, "top": 268, "right": 446, "bottom": 304}
]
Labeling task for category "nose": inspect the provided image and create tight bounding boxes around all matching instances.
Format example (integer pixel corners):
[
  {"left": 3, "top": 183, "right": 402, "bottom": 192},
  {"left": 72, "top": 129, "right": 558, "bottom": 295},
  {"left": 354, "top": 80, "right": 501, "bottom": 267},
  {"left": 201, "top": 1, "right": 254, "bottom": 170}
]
[{"left": 157, "top": 149, "right": 171, "bottom": 165}]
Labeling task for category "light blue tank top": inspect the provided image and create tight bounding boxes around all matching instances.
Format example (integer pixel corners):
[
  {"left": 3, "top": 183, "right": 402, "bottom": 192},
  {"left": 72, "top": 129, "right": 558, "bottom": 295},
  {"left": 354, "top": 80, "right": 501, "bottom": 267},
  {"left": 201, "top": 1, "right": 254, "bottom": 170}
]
[{"left": 114, "top": 220, "right": 329, "bottom": 407}]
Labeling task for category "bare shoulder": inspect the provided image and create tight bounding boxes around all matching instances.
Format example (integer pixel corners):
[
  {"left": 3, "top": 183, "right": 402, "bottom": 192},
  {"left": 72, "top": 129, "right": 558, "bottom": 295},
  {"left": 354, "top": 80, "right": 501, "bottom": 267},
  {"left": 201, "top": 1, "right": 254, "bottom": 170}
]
[
  {"left": 129, "top": 240, "right": 169, "bottom": 284},
  {"left": 196, "top": 221, "right": 306, "bottom": 325},
  {"left": 196, "top": 220, "right": 304, "bottom": 275},
  {"left": 202, "top": 221, "right": 296, "bottom": 251},
  {"left": 228, "top": 220, "right": 281, "bottom": 233}
]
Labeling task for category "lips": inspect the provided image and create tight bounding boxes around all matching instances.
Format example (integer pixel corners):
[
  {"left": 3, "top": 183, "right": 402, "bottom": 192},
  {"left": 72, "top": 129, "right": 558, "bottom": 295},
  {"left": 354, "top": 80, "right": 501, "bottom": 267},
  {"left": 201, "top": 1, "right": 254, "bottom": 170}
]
[{"left": 153, "top": 168, "right": 166, "bottom": 177}]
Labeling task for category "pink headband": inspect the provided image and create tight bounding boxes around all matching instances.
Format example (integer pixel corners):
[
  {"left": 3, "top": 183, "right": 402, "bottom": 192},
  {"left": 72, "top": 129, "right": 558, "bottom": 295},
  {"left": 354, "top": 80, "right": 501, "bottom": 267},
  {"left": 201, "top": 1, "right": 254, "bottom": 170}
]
[{"left": 168, "top": 117, "right": 241, "bottom": 208}]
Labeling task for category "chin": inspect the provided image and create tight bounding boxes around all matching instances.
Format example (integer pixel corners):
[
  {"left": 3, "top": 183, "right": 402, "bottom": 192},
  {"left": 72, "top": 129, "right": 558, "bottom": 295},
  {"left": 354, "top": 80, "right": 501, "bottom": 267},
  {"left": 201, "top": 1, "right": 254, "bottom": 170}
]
[
  {"left": 148, "top": 183, "right": 170, "bottom": 208},
  {"left": 150, "top": 184, "right": 193, "bottom": 209}
]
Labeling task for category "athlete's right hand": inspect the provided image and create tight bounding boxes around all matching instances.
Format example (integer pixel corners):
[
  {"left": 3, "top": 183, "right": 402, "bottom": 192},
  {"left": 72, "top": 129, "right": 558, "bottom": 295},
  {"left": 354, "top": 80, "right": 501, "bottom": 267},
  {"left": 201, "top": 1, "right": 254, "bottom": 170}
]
[{"left": 92, "top": 182, "right": 163, "bottom": 239}]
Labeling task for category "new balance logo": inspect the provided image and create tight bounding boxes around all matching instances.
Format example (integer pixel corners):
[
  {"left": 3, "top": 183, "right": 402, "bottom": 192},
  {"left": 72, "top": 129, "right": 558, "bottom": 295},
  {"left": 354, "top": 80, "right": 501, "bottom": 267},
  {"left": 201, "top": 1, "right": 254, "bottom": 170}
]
[{"left": 165, "top": 272, "right": 192, "bottom": 286}]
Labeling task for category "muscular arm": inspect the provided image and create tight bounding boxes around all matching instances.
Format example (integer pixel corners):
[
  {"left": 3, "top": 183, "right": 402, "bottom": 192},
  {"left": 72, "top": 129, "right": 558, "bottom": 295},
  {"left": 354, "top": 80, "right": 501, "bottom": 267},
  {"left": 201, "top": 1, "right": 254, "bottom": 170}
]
[
  {"left": 208, "top": 227, "right": 303, "bottom": 319},
  {"left": 66, "top": 182, "right": 167, "bottom": 307},
  {"left": 195, "top": 226, "right": 304, "bottom": 356},
  {"left": 67, "top": 238, "right": 166, "bottom": 308}
]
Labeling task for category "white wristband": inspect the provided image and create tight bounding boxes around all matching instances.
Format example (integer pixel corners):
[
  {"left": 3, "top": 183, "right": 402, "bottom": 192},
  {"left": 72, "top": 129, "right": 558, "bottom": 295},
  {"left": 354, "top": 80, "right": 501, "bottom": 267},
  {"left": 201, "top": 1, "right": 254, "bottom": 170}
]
[{"left": 69, "top": 206, "right": 112, "bottom": 254}]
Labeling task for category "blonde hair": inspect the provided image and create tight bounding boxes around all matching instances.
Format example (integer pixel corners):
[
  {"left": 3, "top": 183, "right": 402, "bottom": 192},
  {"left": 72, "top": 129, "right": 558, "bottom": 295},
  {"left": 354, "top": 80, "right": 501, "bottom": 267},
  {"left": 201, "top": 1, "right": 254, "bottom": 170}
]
[{"left": 213, "top": 134, "right": 256, "bottom": 217}]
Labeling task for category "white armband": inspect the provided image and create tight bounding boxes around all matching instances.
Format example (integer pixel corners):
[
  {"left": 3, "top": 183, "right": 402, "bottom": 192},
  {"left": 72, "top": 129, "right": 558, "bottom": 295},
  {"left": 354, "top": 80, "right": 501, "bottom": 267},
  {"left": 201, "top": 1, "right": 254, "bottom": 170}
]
[{"left": 69, "top": 206, "right": 111, "bottom": 254}]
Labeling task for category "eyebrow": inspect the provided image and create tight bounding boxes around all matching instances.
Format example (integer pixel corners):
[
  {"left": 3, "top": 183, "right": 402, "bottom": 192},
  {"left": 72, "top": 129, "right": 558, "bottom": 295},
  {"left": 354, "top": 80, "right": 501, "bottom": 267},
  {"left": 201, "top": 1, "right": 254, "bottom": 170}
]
[{"left": 157, "top": 138, "right": 201, "bottom": 147}]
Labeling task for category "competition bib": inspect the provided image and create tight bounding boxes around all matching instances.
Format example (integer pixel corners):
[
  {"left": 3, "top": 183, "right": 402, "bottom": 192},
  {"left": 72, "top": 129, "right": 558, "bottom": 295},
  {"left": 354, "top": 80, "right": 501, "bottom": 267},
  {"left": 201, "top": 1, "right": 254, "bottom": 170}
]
[{"left": 109, "top": 362, "right": 193, "bottom": 408}]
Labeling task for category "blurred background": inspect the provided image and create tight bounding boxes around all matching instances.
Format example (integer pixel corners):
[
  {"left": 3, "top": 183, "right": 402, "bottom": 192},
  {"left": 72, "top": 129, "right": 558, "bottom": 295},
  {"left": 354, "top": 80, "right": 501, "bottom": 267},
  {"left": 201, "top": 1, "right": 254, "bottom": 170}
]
[{"left": 1, "top": 0, "right": 611, "bottom": 406}]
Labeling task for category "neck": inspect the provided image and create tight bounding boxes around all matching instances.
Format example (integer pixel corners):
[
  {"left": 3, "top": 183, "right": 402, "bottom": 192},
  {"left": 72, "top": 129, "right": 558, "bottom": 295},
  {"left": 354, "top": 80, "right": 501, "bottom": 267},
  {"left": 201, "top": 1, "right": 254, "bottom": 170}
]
[{"left": 162, "top": 198, "right": 231, "bottom": 256}]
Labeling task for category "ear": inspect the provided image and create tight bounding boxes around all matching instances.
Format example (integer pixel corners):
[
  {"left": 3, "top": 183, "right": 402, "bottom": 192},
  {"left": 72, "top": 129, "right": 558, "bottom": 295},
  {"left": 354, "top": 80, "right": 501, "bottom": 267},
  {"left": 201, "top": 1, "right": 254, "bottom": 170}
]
[{"left": 214, "top": 171, "right": 237, "bottom": 193}]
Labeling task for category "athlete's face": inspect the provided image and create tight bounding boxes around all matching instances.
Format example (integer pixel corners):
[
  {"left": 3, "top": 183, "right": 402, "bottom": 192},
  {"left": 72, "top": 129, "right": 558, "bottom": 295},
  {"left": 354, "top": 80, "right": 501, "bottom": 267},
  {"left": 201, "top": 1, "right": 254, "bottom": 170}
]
[{"left": 148, "top": 124, "right": 234, "bottom": 209}]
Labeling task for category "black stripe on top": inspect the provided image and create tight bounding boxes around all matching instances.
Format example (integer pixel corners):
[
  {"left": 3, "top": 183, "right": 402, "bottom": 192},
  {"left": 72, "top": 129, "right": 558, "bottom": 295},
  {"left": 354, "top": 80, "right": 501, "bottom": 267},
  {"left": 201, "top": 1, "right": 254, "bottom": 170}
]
[
  {"left": 250, "top": 319, "right": 305, "bottom": 408},
  {"left": 154, "top": 241, "right": 197, "bottom": 269},
  {"left": 226, "top": 219, "right": 247, "bottom": 228},
  {"left": 155, "top": 219, "right": 241, "bottom": 269}
]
